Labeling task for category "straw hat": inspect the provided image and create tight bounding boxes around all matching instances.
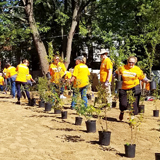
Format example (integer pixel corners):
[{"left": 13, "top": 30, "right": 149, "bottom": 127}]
[{"left": 98, "top": 49, "right": 109, "bottom": 55}]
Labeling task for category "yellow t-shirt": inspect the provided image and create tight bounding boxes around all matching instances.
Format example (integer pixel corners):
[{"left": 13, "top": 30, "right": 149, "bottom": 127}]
[
  {"left": 26, "top": 74, "right": 32, "bottom": 81},
  {"left": 0, "top": 76, "right": 4, "bottom": 85},
  {"left": 72, "top": 63, "right": 90, "bottom": 88},
  {"left": 6, "top": 66, "right": 17, "bottom": 78},
  {"left": 65, "top": 71, "right": 72, "bottom": 80},
  {"left": 49, "top": 62, "right": 66, "bottom": 84},
  {"left": 118, "top": 65, "right": 145, "bottom": 89},
  {"left": 100, "top": 57, "right": 113, "bottom": 82},
  {"left": 16, "top": 64, "right": 29, "bottom": 82}
]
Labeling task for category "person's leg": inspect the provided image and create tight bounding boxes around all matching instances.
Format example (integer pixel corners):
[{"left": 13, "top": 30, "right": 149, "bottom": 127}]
[
  {"left": 16, "top": 82, "right": 21, "bottom": 103},
  {"left": 22, "top": 82, "right": 30, "bottom": 101},
  {"left": 71, "top": 88, "right": 78, "bottom": 109},
  {"left": 119, "top": 89, "right": 128, "bottom": 120},
  {"left": 101, "top": 82, "right": 112, "bottom": 107},
  {"left": 0, "top": 85, "right": 3, "bottom": 91},
  {"left": 133, "top": 93, "right": 141, "bottom": 115},
  {"left": 80, "top": 86, "right": 88, "bottom": 107},
  {"left": 10, "top": 76, "right": 16, "bottom": 98}
]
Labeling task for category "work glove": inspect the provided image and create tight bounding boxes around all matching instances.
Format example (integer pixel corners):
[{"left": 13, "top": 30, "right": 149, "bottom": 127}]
[{"left": 105, "top": 80, "right": 110, "bottom": 87}]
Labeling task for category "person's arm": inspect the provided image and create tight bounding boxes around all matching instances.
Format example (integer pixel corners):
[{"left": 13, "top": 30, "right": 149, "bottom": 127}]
[{"left": 70, "top": 76, "right": 76, "bottom": 82}]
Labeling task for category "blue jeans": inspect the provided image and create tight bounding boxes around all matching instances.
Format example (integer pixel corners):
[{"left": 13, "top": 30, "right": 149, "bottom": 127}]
[
  {"left": 16, "top": 81, "right": 30, "bottom": 101},
  {"left": 10, "top": 75, "right": 17, "bottom": 98},
  {"left": 0, "top": 85, "right": 3, "bottom": 91},
  {"left": 71, "top": 86, "right": 88, "bottom": 108}
]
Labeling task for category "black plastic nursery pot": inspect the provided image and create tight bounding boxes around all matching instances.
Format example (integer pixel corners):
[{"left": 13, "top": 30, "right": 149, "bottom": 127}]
[
  {"left": 44, "top": 103, "right": 52, "bottom": 111},
  {"left": 150, "top": 80, "right": 156, "bottom": 90},
  {"left": 54, "top": 109, "right": 61, "bottom": 114},
  {"left": 155, "top": 153, "right": 160, "bottom": 160},
  {"left": 112, "top": 101, "right": 117, "bottom": 108},
  {"left": 138, "top": 105, "right": 145, "bottom": 113},
  {"left": 115, "top": 81, "right": 122, "bottom": 90},
  {"left": 87, "top": 94, "right": 92, "bottom": 100},
  {"left": 75, "top": 117, "right": 83, "bottom": 125},
  {"left": 153, "top": 110, "right": 159, "bottom": 117},
  {"left": 124, "top": 144, "right": 136, "bottom": 158},
  {"left": 99, "top": 131, "right": 111, "bottom": 146},
  {"left": 39, "top": 100, "right": 45, "bottom": 108},
  {"left": 68, "top": 91, "right": 72, "bottom": 96},
  {"left": 30, "top": 98, "right": 36, "bottom": 106},
  {"left": 85, "top": 120, "right": 96, "bottom": 133},
  {"left": 61, "top": 111, "right": 67, "bottom": 119}
]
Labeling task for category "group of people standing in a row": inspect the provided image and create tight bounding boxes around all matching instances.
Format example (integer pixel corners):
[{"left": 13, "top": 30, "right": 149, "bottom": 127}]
[
  {"left": 0, "top": 50, "right": 150, "bottom": 121},
  {"left": 0, "top": 59, "right": 35, "bottom": 105}
]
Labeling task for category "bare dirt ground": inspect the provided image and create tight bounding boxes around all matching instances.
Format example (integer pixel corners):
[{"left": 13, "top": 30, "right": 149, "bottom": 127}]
[{"left": 0, "top": 92, "right": 159, "bottom": 160}]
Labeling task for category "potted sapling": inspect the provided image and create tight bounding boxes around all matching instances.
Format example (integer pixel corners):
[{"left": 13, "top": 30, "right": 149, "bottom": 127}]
[
  {"left": 125, "top": 90, "right": 144, "bottom": 158},
  {"left": 73, "top": 87, "right": 87, "bottom": 125},
  {"left": 152, "top": 78, "right": 159, "bottom": 117},
  {"left": 96, "top": 83, "right": 112, "bottom": 146},
  {"left": 37, "top": 77, "right": 48, "bottom": 108},
  {"left": 153, "top": 89, "right": 159, "bottom": 117},
  {"left": 139, "top": 96, "right": 145, "bottom": 113},
  {"left": 84, "top": 104, "right": 98, "bottom": 133},
  {"left": 50, "top": 83, "right": 67, "bottom": 118}
]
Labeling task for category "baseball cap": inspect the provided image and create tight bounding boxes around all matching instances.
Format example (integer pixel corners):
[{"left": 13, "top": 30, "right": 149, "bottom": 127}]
[
  {"left": 74, "top": 56, "right": 83, "bottom": 61},
  {"left": 98, "top": 49, "right": 109, "bottom": 55}
]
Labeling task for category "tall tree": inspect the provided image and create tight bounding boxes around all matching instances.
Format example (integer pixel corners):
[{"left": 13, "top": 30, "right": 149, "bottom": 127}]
[{"left": 21, "top": 0, "right": 49, "bottom": 74}]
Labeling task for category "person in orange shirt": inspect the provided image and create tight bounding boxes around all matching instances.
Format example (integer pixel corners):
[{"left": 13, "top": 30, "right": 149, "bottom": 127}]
[
  {"left": 70, "top": 56, "right": 90, "bottom": 109},
  {"left": 15, "top": 59, "right": 30, "bottom": 105},
  {"left": 6, "top": 63, "right": 17, "bottom": 98},
  {"left": 98, "top": 49, "right": 113, "bottom": 107},
  {"left": 48, "top": 54, "right": 67, "bottom": 99},
  {"left": 0, "top": 73, "right": 4, "bottom": 91},
  {"left": 116, "top": 56, "right": 150, "bottom": 120}
]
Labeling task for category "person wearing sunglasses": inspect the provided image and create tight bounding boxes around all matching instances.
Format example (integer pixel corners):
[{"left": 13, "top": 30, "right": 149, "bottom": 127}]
[{"left": 116, "top": 56, "right": 150, "bottom": 121}]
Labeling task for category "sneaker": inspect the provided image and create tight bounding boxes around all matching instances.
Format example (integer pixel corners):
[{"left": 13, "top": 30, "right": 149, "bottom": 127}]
[
  {"left": 16, "top": 101, "right": 20, "bottom": 105},
  {"left": 119, "top": 112, "right": 124, "bottom": 121},
  {"left": 60, "top": 94, "right": 66, "bottom": 99}
]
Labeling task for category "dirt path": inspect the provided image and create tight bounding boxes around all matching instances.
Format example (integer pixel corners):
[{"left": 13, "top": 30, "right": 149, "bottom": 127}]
[{"left": 0, "top": 93, "right": 159, "bottom": 160}]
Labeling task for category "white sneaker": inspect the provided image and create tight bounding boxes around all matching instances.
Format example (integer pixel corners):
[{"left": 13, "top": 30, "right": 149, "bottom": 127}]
[{"left": 60, "top": 94, "right": 66, "bottom": 99}]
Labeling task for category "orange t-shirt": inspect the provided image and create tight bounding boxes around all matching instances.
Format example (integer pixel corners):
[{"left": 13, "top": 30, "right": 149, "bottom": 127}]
[
  {"left": 117, "top": 65, "right": 145, "bottom": 89},
  {"left": 100, "top": 57, "right": 113, "bottom": 83},
  {"left": 49, "top": 62, "right": 66, "bottom": 84}
]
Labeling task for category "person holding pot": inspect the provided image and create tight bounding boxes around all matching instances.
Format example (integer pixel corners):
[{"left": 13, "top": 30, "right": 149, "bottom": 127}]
[
  {"left": 70, "top": 56, "right": 90, "bottom": 109},
  {"left": 98, "top": 49, "right": 113, "bottom": 107},
  {"left": 116, "top": 56, "right": 150, "bottom": 120}
]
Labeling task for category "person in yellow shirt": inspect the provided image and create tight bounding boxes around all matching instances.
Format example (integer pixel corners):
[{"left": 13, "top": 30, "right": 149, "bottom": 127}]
[
  {"left": 116, "top": 56, "right": 150, "bottom": 120},
  {"left": 0, "top": 73, "right": 4, "bottom": 91},
  {"left": 70, "top": 56, "right": 90, "bottom": 108},
  {"left": 26, "top": 73, "right": 36, "bottom": 86},
  {"left": 48, "top": 54, "right": 67, "bottom": 99},
  {"left": 15, "top": 59, "right": 30, "bottom": 105},
  {"left": 6, "top": 63, "right": 17, "bottom": 98},
  {"left": 98, "top": 49, "right": 113, "bottom": 107}
]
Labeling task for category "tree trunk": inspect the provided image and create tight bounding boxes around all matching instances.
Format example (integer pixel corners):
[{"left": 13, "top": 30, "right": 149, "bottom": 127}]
[
  {"left": 65, "top": 0, "right": 80, "bottom": 69},
  {"left": 22, "top": 0, "right": 49, "bottom": 75}
]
